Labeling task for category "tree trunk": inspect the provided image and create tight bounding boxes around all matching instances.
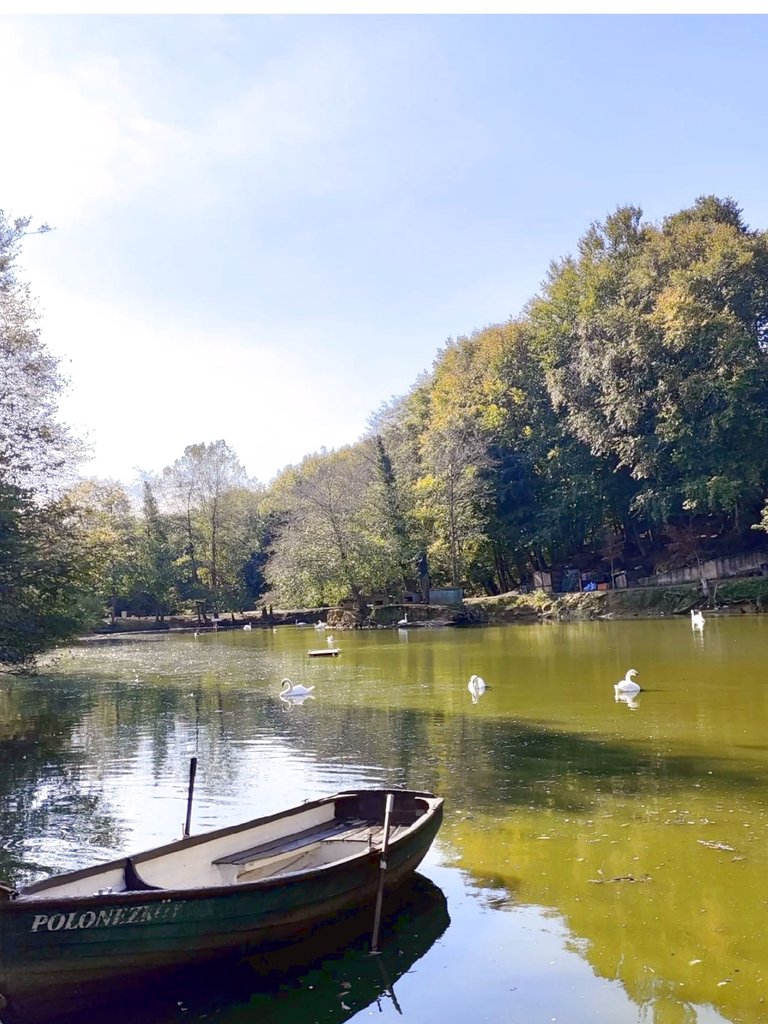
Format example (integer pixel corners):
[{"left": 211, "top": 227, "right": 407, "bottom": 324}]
[
  {"left": 186, "top": 508, "right": 199, "bottom": 584},
  {"left": 210, "top": 499, "right": 219, "bottom": 614}
]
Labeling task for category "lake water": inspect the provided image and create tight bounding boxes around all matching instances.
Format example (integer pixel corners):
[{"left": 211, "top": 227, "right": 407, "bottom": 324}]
[{"left": 2, "top": 616, "right": 768, "bottom": 1023}]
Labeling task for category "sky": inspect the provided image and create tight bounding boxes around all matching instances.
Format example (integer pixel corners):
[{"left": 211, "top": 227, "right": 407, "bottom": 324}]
[{"left": 3, "top": 11, "right": 768, "bottom": 486}]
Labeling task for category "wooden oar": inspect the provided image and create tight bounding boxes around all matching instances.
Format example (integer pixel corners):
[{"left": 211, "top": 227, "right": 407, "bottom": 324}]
[{"left": 370, "top": 791, "right": 395, "bottom": 952}]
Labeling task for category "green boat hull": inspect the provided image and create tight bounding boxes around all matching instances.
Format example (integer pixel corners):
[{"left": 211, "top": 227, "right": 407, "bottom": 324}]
[{"left": 0, "top": 790, "right": 443, "bottom": 1018}]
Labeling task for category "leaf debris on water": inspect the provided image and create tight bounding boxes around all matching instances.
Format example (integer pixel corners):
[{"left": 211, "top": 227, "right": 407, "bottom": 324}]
[{"left": 588, "top": 873, "right": 652, "bottom": 884}]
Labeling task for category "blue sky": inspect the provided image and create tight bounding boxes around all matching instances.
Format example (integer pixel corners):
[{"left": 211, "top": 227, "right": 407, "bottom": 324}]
[{"left": 3, "top": 13, "right": 768, "bottom": 485}]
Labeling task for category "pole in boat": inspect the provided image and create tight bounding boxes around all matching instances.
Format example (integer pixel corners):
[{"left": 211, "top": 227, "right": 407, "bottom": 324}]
[
  {"left": 184, "top": 756, "right": 198, "bottom": 838},
  {"left": 370, "top": 791, "right": 395, "bottom": 953}
]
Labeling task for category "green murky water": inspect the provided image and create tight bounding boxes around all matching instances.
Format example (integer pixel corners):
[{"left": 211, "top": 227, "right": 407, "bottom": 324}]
[{"left": 1, "top": 616, "right": 767, "bottom": 1023}]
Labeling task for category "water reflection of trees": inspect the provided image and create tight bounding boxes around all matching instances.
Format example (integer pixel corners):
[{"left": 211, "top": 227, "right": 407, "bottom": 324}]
[
  {"left": 0, "top": 679, "right": 123, "bottom": 883},
  {"left": 9, "top": 674, "right": 766, "bottom": 860},
  {"left": 3, "top": 664, "right": 766, "bottom": 1024}
]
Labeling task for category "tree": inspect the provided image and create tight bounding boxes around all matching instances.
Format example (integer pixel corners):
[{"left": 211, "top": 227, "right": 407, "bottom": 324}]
[
  {"left": 418, "top": 419, "right": 491, "bottom": 588},
  {"left": 135, "top": 480, "right": 178, "bottom": 621},
  {"left": 65, "top": 479, "right": 139, "bottom": 624},
  {"left": 266, "top": 447, "right": 390, "bottom": 611},
  {"left": 0, "top": 482, "right": 96, "bottom": 666},
  {"left": 160, "top": 441, "right": 249, "bottom": 615},
  {"left": 0, "top": 212, "right": 74, "bottom": 489},
  {"left": 0, "top": 212, "right": 93, "bottom": 666},
  {"left": 599, "top": 528, "right": 625, "bottom": 587},
  {"left": 213, "top": 484, "right": 269, "bottom": 613},
  {"left": 528, "top": 197, "right": 768, "bottom": 531},
  {"left": 369, "top": 434, "right": 416, "bottom": 590}
]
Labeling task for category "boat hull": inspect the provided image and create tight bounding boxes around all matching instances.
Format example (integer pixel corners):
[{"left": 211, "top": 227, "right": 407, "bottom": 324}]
[
  {"left": 0, "top": 789, "right": 442, "bottom": 1016},
  {"left": 4, "top": 873, "right": 449, "bottom": 1024}
]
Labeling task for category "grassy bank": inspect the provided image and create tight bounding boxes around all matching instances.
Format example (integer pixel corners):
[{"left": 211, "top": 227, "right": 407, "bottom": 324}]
[
  {"left": 466, "top": 576, "right": 768, "bottom": 622},
  {"left": 85, "top": 576, "right": 768, "bottom": 639}
]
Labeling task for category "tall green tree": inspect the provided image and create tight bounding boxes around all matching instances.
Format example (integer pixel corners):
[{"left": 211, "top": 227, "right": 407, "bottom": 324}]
[
  {"left": 369, "top": 434, "right": 416, "bottom": 590},
  {"left": 0, "top": 212, "right": 74, "bottom": 489},
  {"left": 0, "top": 211, "right": 93, "bottom": 666},
  {"left": 529, "top": 196, "right": 768, "bottom": 529},
  {"left": 213, "top": 484, "right": 269, "bottom": 613},
  {"left": 135, "top": 480, "right": 178, "bottom": 621},
  {"left": 0, "top": 482, "right": 95, "bottom": 666},
  {"left": 160, "top": 441, "right": 249, "bottom": 615},
  {"left": 66, "top": 479, "right": 139, "bottom": 624},
  {"left": 266, "top": 447, "right": 391, "bottom": 610}
]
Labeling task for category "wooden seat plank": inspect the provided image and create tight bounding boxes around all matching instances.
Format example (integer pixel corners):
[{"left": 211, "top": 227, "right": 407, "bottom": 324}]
[{"left": 213, "top": 818, "right": 369, "bottom": 866}]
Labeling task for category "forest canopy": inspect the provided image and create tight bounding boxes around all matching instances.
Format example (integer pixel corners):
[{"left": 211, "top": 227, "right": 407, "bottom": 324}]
[{"left": 4, "top": 195, "right": 768, "bottom": 664}]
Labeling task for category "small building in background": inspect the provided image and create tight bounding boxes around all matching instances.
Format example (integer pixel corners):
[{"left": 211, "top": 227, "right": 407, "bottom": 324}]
[{"left": 428, "top": 587, "right": 464, "bottom": 606}]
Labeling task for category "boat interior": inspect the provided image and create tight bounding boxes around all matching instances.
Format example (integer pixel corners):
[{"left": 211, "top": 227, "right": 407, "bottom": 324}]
[{"left": 19, "top": 792, "right": 435, "bottom": 901}]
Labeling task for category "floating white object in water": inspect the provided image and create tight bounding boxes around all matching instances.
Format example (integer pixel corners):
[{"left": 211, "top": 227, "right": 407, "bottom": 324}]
[
  {"left": 468, "top": 674, "right": 487, "bottom": 702},
  {"left": 691, "top": 609, "right": 705, "bottom": 628},
  {"left": 280, "top": 678, "right": 315, "bottom": 697},
  {"left": 614, "top": 669, "right": 641, "bottom": 697}
]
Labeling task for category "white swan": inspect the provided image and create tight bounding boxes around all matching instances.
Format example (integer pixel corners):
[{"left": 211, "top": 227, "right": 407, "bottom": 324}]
[
  {"left": 468, "top": 674, "right": 486, "bottom": 695},
  {"left": 280, "top": 679, "right": 315, "bottom": 697},
  {"left": 326, "top": 635, "right": 335, "bottom": 644},
  {"left": 398, "top": 613, "right": 409, "bottom": 627},
  {"left": 243, "top": 623, "right": 252, "bottom": 631},
  {"left": 691, "top": 609, "right": 705, "bottom": 628},
  {"left": 614, "top": 668, "right": 641, "bottom": 697},
  {"left": 467, "top": 675, "right": 487, "bottom": 703}
]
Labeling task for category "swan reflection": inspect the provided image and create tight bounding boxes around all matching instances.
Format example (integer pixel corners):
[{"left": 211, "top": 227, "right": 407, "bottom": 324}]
[{"left": 279, "top": 693, "right": 315, "bottom": 711}]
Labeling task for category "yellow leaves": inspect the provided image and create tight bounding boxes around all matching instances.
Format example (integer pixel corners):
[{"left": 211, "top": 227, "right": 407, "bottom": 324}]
[
  {"left": 481, "top": 403, "right": 506, "bottom": 433},
  {"left": 414, "top": 474, "right": 439, "bottom": 497},
  {"left": 651, "top": 278, "right": 744, "bottom": 357}
]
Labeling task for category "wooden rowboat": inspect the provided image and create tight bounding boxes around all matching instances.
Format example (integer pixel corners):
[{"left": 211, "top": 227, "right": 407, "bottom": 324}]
[
  {"left": 0, "top": 789, "right": 443, "bottom": 1019},
  {"left": 11, "top": 873, "right": 449, "bottom": 1024}
]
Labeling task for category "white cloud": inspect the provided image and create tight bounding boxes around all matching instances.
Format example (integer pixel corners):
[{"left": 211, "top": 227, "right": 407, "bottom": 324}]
[
  {"left": 37, "top": 278, "right": 369, "bottom": 484},
  {"left": 0, "top": 18, "right": 460, "bottom": 489},
  {"left": 0, "top": 18, "right": 376, "bottom": 483},
  {"left": 0, "top": 18, "right": 371, "bottom": 224},
  {"left": 0, "top": 23, "right": 189, "bottom": 224}
]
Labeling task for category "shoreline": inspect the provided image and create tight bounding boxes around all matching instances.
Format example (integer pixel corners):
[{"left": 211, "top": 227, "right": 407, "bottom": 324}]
[{"left": 74, "top": 575, "right": 768, "bottom": 641}]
